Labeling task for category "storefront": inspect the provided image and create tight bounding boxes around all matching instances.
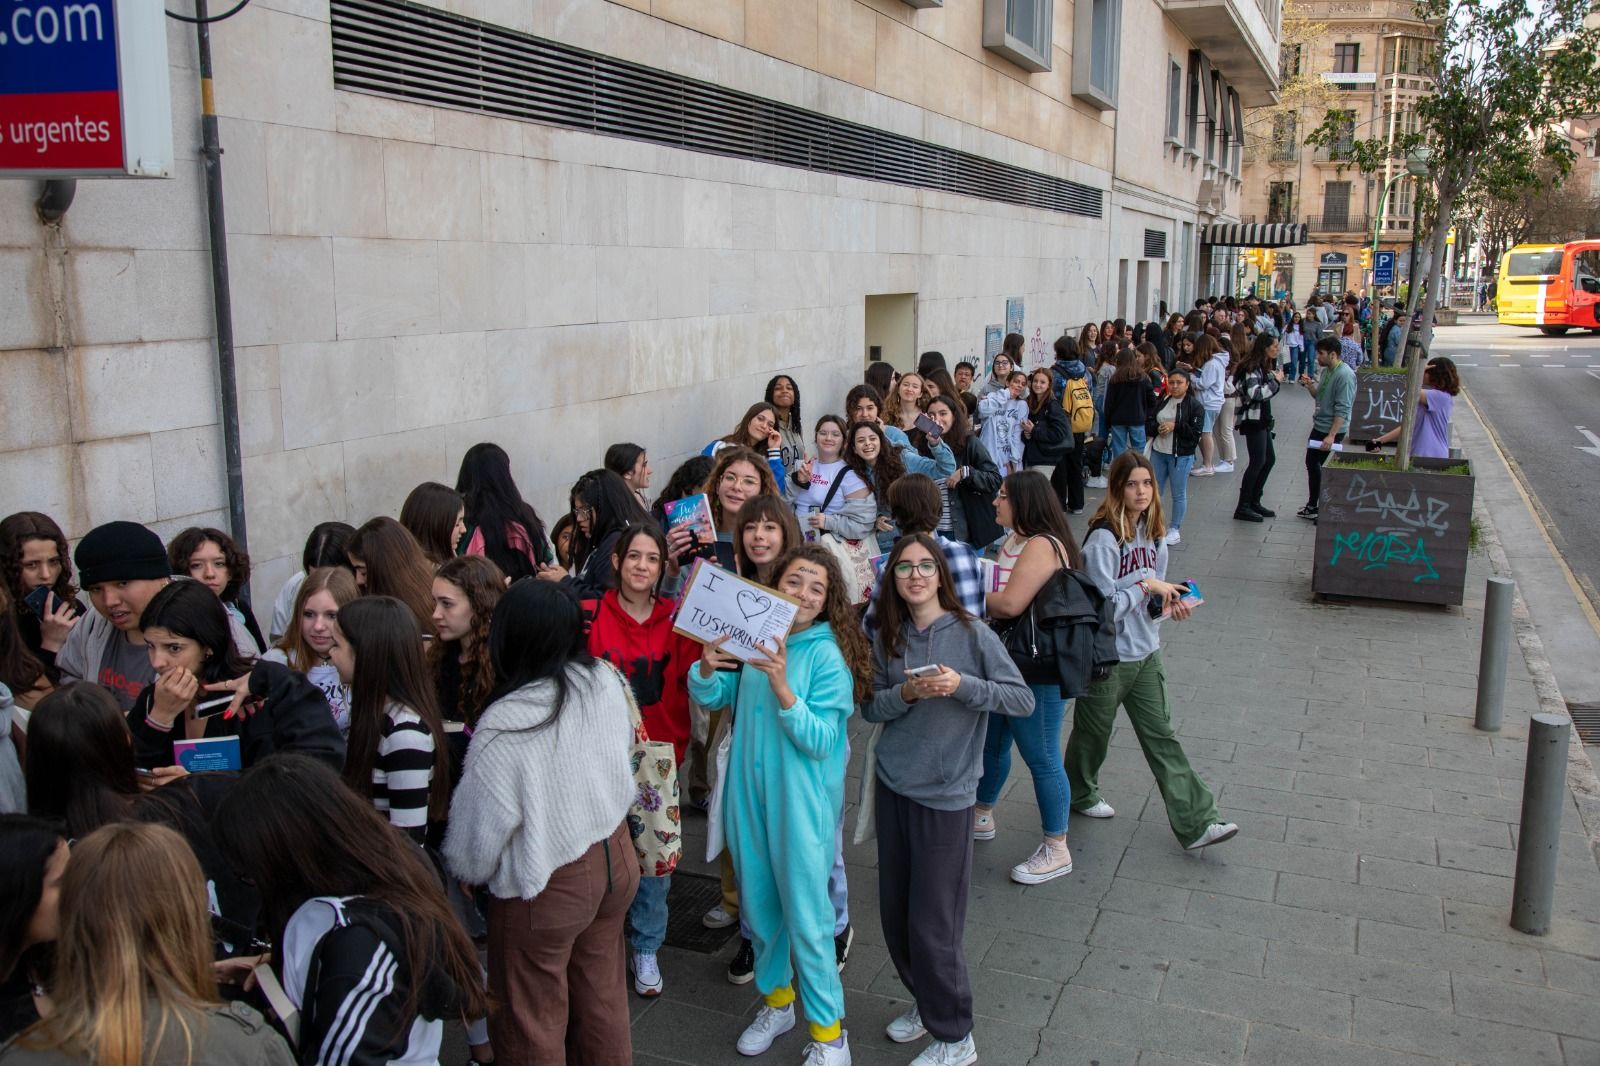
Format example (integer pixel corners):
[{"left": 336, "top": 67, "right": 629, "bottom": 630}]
[
  {"left": 1199, "top": 221, "right": 1310, "bottom": 299},
  {"left": 1316, "top": 251, "right": 1348, "bottom": 297}
]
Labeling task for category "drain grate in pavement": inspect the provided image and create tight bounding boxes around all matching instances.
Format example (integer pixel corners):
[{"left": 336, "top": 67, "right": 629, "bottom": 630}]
[
  {"left": 663, "top": 871, "right": 738, "bottom": 954},
  {"left": 1570, "top": 703, "right": 1600, "bottom": 745}
]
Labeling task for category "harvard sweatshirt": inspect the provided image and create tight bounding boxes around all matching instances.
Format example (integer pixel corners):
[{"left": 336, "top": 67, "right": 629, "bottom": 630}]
[{"left": 1081, "top": 522, "right": 1167, "bottom": 662}]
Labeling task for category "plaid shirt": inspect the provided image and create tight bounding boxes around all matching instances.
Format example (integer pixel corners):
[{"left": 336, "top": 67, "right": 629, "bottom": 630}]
[{"left": 863, "top": 533, "right": 988, "bottom": 640}]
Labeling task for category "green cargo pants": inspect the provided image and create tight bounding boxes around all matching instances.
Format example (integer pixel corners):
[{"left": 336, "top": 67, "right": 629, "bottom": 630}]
[{"left": 1064, "top": 650, "right": 1220, "bottom": 846}]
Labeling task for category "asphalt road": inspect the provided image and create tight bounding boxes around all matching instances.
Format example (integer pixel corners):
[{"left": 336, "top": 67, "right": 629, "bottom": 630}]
[{"left": 1429, "top": 319, "right": 1600, "bottom": 617}]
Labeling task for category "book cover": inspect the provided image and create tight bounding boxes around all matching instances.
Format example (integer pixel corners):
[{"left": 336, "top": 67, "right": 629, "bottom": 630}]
[
  {"left": 172, "top": 735, "right": 242, "bottom": 773},
  {"left": 665, "top": 493, "right": 714, "bottom": 536}
]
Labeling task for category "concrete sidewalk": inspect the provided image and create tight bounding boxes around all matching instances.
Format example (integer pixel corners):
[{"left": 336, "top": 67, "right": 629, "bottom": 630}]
[{"left": 630, "top": 385, "right": 1600, "bottom": 1066}]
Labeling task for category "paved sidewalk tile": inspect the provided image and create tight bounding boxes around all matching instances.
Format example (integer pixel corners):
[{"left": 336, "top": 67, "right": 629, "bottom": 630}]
[{"left": 633, "top": 383, "right": 1600, "bottom": 1064}]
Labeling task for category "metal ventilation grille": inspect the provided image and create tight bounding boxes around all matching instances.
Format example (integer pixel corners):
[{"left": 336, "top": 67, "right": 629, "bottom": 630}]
[
  {"left": 1144, "top": 228, "right": 1168, "bottom": 258},
  {"left": 329, "top": 0, "right": 1103, "bottom": 219}
]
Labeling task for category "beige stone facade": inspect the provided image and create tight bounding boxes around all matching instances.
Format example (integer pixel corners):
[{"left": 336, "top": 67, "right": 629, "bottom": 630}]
[
  {"left": 1237, "top": 0, "right": 1437, "bottom": 299},
  {"left": 2, "top": 0, "right": 1278, "bottom": 606}
]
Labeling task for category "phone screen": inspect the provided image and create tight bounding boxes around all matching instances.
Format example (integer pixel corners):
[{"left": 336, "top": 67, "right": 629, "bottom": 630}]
[{"left": 194, "top": 695, "right": 234, "bottom": 719}]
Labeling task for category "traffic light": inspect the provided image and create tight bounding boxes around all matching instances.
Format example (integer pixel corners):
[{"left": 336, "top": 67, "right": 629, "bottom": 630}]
[
  {"left": 1360, "top": 248, "right": 1373, "bottom": 269},
  {"left": 1261, "top": 250, "right": 1276, "bottom": 273}
]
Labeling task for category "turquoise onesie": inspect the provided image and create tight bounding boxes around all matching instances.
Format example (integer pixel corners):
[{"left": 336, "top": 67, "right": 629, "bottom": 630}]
[{"left": 689, "top": 621, "right": 855, "bottom": 1038}]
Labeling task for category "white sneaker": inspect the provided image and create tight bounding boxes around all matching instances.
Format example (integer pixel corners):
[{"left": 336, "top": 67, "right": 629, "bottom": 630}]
[
  {"left": 1086, "top": 476, "right": 1108, "bottom": 488},
  {"left": 737, "top": 1005, "right": 795, "bottom": 1056},
  {"left": 1190, "top": 466, "right": 1214, "bottom": 477},
  {"left": 972, "top": 809, "right": 996, "bottom": 841},
  {"left": 886, "top": 1005, "right": 927, "bottom": 1044},
  {"left": 911, "top": 1034, "right": 978, "bottom": 1066},
  {"left": 1010, "top": 839, "right": 1073, "bottom": 885},
  {"left": 703, "top": 905, "right": 738, "bottom": 930},
  {"left": 1185, "top": 822, "right": 1240, "bottom": 851},
  {"left": 1214, "top": 461, "right": 1235, "bottom": 473},
  {"left": 631, "top": 950, "right": 663, "bottom": 997},
  {"left": 1164, "top": 529, "right": 1181, "bottom": 546},
  {"left": 801, "top": 1034, "right": 852, "bottom": 1065},
  {"left": 1077, "top": 800, "right": 1115, "bottom": 818}
]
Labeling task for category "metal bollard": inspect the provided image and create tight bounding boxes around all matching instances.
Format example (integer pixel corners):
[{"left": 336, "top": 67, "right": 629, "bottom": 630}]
[
  {"left": 1510, "top": 714, "right": 1571, "bottom": 935},
  {"left": 1474, "top": 577, "right": 1514, "bottom": 732}
]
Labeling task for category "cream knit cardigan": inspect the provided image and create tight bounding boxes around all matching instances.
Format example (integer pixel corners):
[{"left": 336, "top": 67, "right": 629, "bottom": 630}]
[{"left": 442, "top": 660, "right": 636, "bottom": 900}]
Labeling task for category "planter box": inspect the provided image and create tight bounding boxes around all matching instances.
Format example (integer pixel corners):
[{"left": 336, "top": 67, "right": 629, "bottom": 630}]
[
  {"left": 1313, "top": 457, "right": 1475, "bottom": 607},
  {"left": 1348, "top": 369, "right": 1409, "bottom": 442}
]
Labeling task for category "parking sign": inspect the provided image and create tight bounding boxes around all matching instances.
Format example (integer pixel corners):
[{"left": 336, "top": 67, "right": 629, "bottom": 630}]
[{"left": 1373, "top": 251, "right": 1396, "bottom": 286}]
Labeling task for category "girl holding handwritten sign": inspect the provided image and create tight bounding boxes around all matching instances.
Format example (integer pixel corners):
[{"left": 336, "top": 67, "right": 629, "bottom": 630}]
[{"left": 688, "top": 546, "right": 871, "bottom": 1065}]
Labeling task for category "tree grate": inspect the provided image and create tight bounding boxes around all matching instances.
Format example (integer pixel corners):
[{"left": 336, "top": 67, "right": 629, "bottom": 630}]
[
  {"left": 662, "top": 871, "right": 740, "bottom": 954},
  {"left": 1569, "top": 703, "right": 1600, "bottom": 746}
]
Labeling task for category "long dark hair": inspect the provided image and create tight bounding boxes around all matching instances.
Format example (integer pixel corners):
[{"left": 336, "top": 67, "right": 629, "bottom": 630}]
[
  {"left": 0, "top": 583, "right": 45, "bottom": 700},
  {"left": 650, "top": 455, "right": 715, "bottom": 533},
  {"left": 568, "top": 469, "right": 649, "bottom": 571},
  {"left": 609, "top": 522, "right": 670, "bottom": 599},
  {"left": 767, "top": 546, "right": 873, "bottom": 704},
  {"left": 336, "top": 597, "right": 450, "bottom": 823},
  {"left": 455, "top": 442, "right": 552, "bottom": 581},
  {"left": 1, "top": 511, "right": 76, "bottom": 607},
  {"left": 139, "top": 581, "right": 254, "bottom": 684},
  {"left": 429, "top": 556, "right": 505, "bottom": 729},
  {"left": 874, "top": 534, "right": 972, "bottom": 659},
  {"left": 845, "top": 384, "right": 883, "bottom": 422},
  {"left": 1236, "top": 332, "right": 1277, "bottom": 379},
  {"left": 1026, "top": 368, "right": 1056, "bottom": 418},
  {"left": 848, "top": 421, "right": 906, "bottom": 487},
  {"left": 0, "top": 814, "right": 64, "bottom": 980},
  {"left": 483, "top": 579, "right": 593, "bottom": 727},
  {"left": 730, "top": 497, "right": 803, "bottom": 583},
  {"left": 212, "top": 755, "right": 487, "bottom": 1020},
  {"left": 1110, "top": 348, "right": 1143, "bottom": 385},
  {"left": 399, "top": 482, "right": 465, "bottom": 566},
  {"left": 764, "top": 375, "right": 802, "bottom": 431},
  {"left": 723, "top": 402, "right": 779, "bottom": 449},
  {"left": 24, "top": 684, "right": 140, "bottom": 839},
  {"left": 701, "top": 447, "right": 780, "bottom": 529},
  {"left": 166, "top": 527, "right": 251, "bottom": 603},
  {"left": 603, "top": 442, "right": 647, "bottom": 484},
  {"left": 1003, "top": 470, "right": 1083, "bottom": 570},
  {"left": 347, "top": 518, "right": 437, "bottom": 628},
  {"left": 300, "top": 521, "right": 355, "bottom": 573},
  {"left": 863, "top": 362, "right": 897, "bottom": 400}
]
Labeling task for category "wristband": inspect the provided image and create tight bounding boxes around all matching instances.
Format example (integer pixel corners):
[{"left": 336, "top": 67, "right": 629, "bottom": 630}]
[{"left": 145, "top": 713, "right": 174, "bottom": 733}]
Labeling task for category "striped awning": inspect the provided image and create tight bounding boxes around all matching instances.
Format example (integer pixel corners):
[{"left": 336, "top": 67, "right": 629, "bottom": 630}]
[{"left": 1201, "top": 222, "right": 1309, "bottom": 248}]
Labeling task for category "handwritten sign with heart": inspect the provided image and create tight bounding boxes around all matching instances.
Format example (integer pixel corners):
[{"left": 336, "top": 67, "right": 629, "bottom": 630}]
[{"left": 672, "top": 560, "right": 801, "bottom": 664}]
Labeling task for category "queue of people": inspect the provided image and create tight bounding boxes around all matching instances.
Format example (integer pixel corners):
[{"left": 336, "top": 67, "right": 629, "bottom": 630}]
[{"left": 0, "top": 298, "right": 1458, "bottom": 1066}]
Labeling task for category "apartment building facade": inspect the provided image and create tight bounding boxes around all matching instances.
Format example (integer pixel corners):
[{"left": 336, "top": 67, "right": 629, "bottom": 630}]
[
  {"left": 1, "top": 0, "right": 1278, "bottom": 605},
  {"left": 1238, "top": 0, "right": 1437, "bottom": 298}
]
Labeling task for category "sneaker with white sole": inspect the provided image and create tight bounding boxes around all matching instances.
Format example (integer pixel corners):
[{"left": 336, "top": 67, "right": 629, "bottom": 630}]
[
  {"left": 911, "top": 1034, "right": 978, "bottom": 1066},
  {"left": 703, "top": 904, "right": 738, "bottom": 930},
  {"left": 972, "top": 809, "right": 996, "bottom": 840},
  {"left": 1214, "top": 461, "right": 1235, "bottom": 473},
  {"left": 737, "top": 1005, "right": 795, "bottom": 1056},
  {"left": 1190, "top": 466, "right": 1214, "bottom": 477},
  {"left": 801, "top": 1035, "right": 852, "bottom": 1065},
  {"left": 1077, "top": 800, "right": 1115, "bottom": 818},
  {"left": 834, "top": 925, "right": 854, "bottom": 972},
  {"left": 1185, "top": 822, "right": 1240, "bottom": 850},
  {"left": 1086, "top": 476, "right": 1108, "bottom": 488},
  {"left": 885, "top": 1005, "right": 927, "bottom": 1044},
  {"left": 728, "top": 938, "right": 756, "bottom": 985},
  {"left": 631, "top": 950, "right": 663, "bottom": 997},
  {"left": 1164, "top": 529, "right": 1181, "bottom": 546},
  {"left": 1010, "top": 840, "right": 1073, "bottom": 884}
]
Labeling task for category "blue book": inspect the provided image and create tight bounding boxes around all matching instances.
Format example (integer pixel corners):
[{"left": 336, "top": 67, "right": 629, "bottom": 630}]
[{"left": 172, "top": 735, "right": 242, "bottom": 773}]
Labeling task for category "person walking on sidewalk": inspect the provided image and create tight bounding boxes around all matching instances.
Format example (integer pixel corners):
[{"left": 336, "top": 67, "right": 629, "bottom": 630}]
[
  {"left": 1148, "top": 368, "right": 1205, "bottom": 547},
  {"left": 1190, "top": 334, "right": 1226, "bottom": 477},
  {"left": 1297, "top": 336, "right": 1354, "bottom": 523},
  {"left": 864, "top": 535, "right": 1033, "bottom": 1066},
  {"left": 1231, "top": 334, "right": 1286, "bottom": 523},
  {"left": 1063, "top": 452, "right": 1238, "bottom": 853}
]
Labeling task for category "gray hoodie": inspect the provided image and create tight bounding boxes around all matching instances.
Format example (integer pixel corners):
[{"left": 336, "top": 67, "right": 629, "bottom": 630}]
[
  {"left": 1082, "top": 522, "right": 1167, "bottom": 662},
  {"left": 862, "top": 612, "right": 1034, "bottom": 810}
]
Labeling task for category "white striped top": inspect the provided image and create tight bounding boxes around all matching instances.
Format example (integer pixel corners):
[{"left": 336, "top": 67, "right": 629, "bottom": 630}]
[{"left": 373, "top": 702, "right": 434, "bottom": 841}]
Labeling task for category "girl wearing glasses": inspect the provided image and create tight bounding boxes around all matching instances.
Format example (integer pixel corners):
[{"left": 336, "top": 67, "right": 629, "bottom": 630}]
[{"left": 863, "top": 535, "right": 1031, "bottom": 1066}]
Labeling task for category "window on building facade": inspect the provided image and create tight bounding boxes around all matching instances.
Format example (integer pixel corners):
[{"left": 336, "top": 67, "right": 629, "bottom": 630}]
[
  {"left": 1205, "top": 71, "right": 1222, "bottom": 164},
  {"left": 1323, "top": 180, "right": 1352, "bottom": 227},
  {"left": 983, "top": 0, "right": 1054, "bottom": 73},
  {"left": 1268, "top": 181, "right": 1295, "bottom": 223},
  {"left": 1333, "top": 43, "right": 1360, "bottom": 73},
  {"left": 1185, "top": 51, "right": 1202, "bottom": 151},
  {"left": 1166, "top": 59, "right": 1183, "bottom": 142},
  {"left": 1280, "top": 43, "right": 1302, "bottom": 80},
  {"left": 1228, "top": 88, "right": 1244, "bottom": 175},
  {"left": 1390, "top": 36, "right": 1435, "bottom": 76},
  {"left": 1070, "top": 0, "right": 1121, "bottom": 109},
  {"left": 1329, "top": 109, "right": 1356, "bottom": 158},
  {"left": 1270, "top": 113, "right": 1297, "bottom": 162}
]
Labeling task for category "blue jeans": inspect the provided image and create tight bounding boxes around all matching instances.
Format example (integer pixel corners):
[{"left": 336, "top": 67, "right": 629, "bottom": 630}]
[
  {"left": 1107, "top": 424, "right": 1146, "bottom": 465},
  {"left": 976, "top": 683, "right": 1071, "bottom": 836},
  {"left": 628, "top": 874, "right": 670, "bottom": 954},
  {"left": 1151, "top": 449, "right": 1194, "bottom": 529}
]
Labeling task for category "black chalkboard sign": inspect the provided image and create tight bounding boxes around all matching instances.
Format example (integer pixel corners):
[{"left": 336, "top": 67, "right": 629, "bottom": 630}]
[{"left": 1347, "top": 370, "right": 1409, "bottom": 442}]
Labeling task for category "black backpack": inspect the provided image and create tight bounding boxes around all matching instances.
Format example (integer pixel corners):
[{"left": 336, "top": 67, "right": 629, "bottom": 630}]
[{"left": 994, "top": 537, "right": 1118, "bottom": 698}]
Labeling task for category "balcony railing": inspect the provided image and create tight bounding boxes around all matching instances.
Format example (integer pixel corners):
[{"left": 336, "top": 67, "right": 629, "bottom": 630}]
[
  {"left": 1306, "top": 214, "right": 1371, "bottom": 232},
  {"left": 1312, "top": 145, "right": 1357, "bottom": 164}
]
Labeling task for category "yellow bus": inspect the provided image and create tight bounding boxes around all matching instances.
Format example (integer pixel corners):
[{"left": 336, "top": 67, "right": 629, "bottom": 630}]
[{"left": 1496, "top": 240, "right": 1600, "bottom": 335}]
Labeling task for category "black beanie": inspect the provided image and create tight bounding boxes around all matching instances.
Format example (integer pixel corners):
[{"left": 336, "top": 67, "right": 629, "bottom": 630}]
[{"left": 75, "top": 521, "right": 170, "bottom": 588}]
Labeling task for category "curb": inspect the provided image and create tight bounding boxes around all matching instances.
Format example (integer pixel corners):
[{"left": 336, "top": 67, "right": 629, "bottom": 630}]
[{"left": 1460, "top": 388, "right": 1600, "bottom": 848}]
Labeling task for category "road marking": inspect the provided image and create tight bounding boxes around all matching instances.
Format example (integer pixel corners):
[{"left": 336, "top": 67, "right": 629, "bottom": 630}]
[
  {"left": 1531, "top": 353, "right": 1550, "bottom": 358},
  {"left": 1462, "top": 389, "right": 1600, "bottom": 644},
  {"left": 1544, "top": 364, "right": 1566, "bottom": 368},
  {"left": 1577, "top": 426, "right": 1600, "bottom": 458},
  {"left": 1492, "top": 352, "right": 1511, "bottom": 358}
]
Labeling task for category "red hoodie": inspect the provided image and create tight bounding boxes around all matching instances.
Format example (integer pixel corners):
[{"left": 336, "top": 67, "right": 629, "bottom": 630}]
[{"left": 582, "top": 590, "right": 700, "bottom": 763}]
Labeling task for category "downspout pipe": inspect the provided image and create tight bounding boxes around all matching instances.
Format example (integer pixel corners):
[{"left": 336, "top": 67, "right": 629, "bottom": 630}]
[{"left": 193, "top": 0, "right": 251, "bottom": 581}]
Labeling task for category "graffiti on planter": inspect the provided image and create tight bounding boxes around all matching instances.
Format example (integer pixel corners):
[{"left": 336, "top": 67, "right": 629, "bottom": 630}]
[
  {"left": 1345, "top": 474, "right": 1451, "bottom": 535},
  {"left": 1362, "top": 387, "right": 1404, "bottom": 423},
  {"left": 1327, "top": 528, "right": 1440, "bottom": 583}
]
